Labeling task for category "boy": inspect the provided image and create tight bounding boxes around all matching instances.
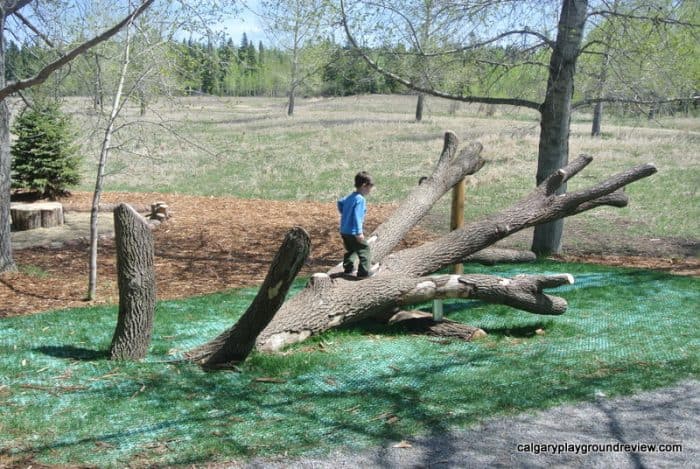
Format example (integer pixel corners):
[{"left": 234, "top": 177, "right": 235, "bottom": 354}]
[{"left": 337, "top": 171, "right": 374, "bottom": 277}]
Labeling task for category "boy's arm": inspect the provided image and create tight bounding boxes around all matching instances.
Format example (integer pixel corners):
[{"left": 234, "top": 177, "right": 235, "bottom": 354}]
[{"left": 353, "top": 197, "right": 366, "bottom": 240}]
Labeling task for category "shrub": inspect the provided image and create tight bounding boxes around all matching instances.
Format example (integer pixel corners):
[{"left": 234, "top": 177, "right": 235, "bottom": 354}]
[{"left": 11, "top": 104, "right": 81, "bottom": 199}]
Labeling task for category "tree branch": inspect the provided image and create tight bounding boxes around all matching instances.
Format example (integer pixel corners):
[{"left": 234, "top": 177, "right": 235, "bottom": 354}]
[
  {"left": 382, "top": 155, "right": 656, "bottom": 276},
  {"left": 338, "top": 0, "right": 543, "bottom": 112},
  {"left": 0, "top": 0, "right": 156, "bottom": 101},
  {"left": 572, "top": 95, "right": 699, "bottom": 110},
  {"left": 398, "top": 273, "right": 573, "bottom": 316}
]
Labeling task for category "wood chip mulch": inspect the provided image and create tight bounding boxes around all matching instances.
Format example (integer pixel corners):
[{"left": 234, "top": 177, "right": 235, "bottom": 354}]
[
  {"left": 2, "top": 191, "right": 697, "bottom": 318},
  {"left": 1, "top": 191, "right": 434, "bottom": 317}
]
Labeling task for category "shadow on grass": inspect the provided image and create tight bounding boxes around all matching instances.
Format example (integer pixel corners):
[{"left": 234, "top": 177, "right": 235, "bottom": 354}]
[
  {"left": 5, "top": 348, "right": 697, "bottom": 467},
  {"left": 34, "top": 345, "right": 108, "bottom": 361},
  {"left": 480, "top": 324, "right": 548, "bottom": 338}
]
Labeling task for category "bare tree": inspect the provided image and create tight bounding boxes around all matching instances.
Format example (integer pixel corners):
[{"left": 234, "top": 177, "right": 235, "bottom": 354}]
[
  {"left": 257, "top": 0, "right": 331, "bottom": 116},
  {"left": 0, "top": 0, "right": 156, "bottom": 274},
  {"left": 575, "top": 0, "right": 699, "bottom": 131},
  {"left": 184, "top": 131, "right": 656, "bottom": 367},
  {"left": 338, "top": 0, "right": 692, "bottom": 256}
]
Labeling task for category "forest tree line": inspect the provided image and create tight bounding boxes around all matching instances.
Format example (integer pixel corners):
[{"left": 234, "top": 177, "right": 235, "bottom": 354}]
[{"left": 5, "top": 28, "right": 696, "bottom": 118}]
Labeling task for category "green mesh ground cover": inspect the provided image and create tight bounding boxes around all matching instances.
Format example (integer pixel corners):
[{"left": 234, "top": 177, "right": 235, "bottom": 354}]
[{"left": 1, "top": 261, "right": 698, "bottom": 466}]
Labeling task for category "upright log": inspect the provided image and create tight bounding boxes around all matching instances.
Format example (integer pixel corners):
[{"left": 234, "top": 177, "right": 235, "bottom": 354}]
[{"left": 110, "top": 203, "right": 156, "bottom": 360}]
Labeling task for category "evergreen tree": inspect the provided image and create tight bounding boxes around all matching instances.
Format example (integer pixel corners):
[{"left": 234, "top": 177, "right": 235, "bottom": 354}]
[{"left": 11, "top": 105, "right": 81, "bottom": 199}]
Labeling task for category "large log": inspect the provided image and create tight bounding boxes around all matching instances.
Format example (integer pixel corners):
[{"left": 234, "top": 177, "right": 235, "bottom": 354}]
[
  {"left": 10, "top": 202, "right": 64, "bottom": 230},
  {"left": 251, "top": 142, "right": 656, "bottom": 351},
  {"left": 181, "top": 133, "right": 657, "bottom": 360}
]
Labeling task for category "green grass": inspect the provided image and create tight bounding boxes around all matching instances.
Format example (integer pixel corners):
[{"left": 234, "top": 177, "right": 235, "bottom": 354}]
[
  {"left": 66, "top": 94, "right": 699, "bottom": 243},
  {"left": 1, "top": 261, "right": 698, "bottom": 466}
]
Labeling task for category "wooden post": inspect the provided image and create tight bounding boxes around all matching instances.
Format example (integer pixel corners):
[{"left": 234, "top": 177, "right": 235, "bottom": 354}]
[
  {"left": 434, "top": 177, "right": 466, "bottom": 322},
  {"left": 110, "top": 203, "right": 156, "bottom": 361},
  {"left": 450, "top": 178, "right": 466, "bottom": 274}
]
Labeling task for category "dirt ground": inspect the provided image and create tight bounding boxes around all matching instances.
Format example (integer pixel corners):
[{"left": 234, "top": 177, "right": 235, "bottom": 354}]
[{"left": 2, "top": 191, "right": 698, "bottom": 317}]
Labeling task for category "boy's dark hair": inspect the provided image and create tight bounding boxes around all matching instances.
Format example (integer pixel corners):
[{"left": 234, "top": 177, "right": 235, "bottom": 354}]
[{"left": 354, "top": 171, "right": 374, "bottom": 188}]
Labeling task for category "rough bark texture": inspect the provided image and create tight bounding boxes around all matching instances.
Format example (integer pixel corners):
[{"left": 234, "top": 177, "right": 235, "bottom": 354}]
[
  {"left": 463, "top": 248, "right": 536, "bottom": 266},
  {"left": 591, "top": 101, "right": 603, "bottom": 137},
  {"left": 10, "top": 202, "right": 64, "bottom": 230},
  {"left": 187, "top": 227, "right": 310, "bottom": 368},
  {"left": 248, "top": 135, "right": 655, "bottom": 352},
  {"left": 110, "top": 203, "right": 156, "bottom": 360},
  {"left": 0, "top": 8, "right": 15, "bottom": 273},
  {"left": 532, "top": 0, "right": 589, "bottom": 256}
]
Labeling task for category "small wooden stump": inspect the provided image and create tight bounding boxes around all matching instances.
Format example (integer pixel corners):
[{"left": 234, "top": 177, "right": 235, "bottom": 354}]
[
  {"left": 10, "top": 202, "right": 64, "bottom": 231},
  {"left": 149, "top": 201, "right": 170, "bottom": 222}
]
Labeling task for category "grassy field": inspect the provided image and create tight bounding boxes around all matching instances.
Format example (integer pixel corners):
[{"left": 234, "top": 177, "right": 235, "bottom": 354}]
[
  {"left": 1, "top": 262, "right": 697, "bottom": 466},
  {"left": 66, "top": 94, "right": 700, "bottom": 243}
]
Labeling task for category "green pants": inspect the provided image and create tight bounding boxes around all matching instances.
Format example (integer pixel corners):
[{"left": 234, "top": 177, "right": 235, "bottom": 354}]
[{"left": 341, "top": 234, "right": 372, "bottom": 275}]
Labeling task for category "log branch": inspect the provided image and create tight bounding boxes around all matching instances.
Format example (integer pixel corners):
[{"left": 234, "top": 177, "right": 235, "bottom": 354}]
[
  {"left": 186, "top": 227, "right": 310, "bottom": 367},
  {"left": 463, "top": 248, "right": 536, "bottom": 265},
  {"left": 398, "top": 273, "right": 573, "bottom": 316},
  {"left": 387, "top": 310, "right": 487, "bottom": 341},
  {"left": 382, "top": 155, "right": 657, "bottom": 276}
]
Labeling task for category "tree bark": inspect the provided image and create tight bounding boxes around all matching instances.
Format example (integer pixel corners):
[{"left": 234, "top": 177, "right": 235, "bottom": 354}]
[
  {"left": 0, "top": 8, "right": 15, "bottom": 273},
  {"left": 591, "top": 102, "right": 603, "bottom": 137},
  {"left": 531, "top": 0, "right": 588, "bottom": 256},
  {"left": 415, "top": 93, "right": 424, "bottom": 122},
  {"left": 187, "top": 227, "right": 310, "bottom": 368},
  {"left": 463, "top": 248, "right": 536, "bottom": 266},
  {"left": 110, "top": 203, "right": 156, "bottom": 361},
  {"left": 287, "top": 86, "right": 296, "bottom": 116}
]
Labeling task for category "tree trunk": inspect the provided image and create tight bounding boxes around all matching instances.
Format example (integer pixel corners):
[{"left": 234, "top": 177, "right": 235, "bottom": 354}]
[
  {"left": 287, "top": 88, "right": 295, "bottom": 116},
  {"left": 178, "top": 133, "right": 654, "bottom": 355},
  {"left": 88, "top": 20, "right": 133, "bottom": 301},
  {"left": 531, "top": 0, "right": 588, "bottom": 256},
  {"left": 187, "top": 227, "right": 310, "bottom": 368},
  {"left": 0, "top": 9, "right": 15, "bottom": 273},
  {"left": 591, "top": 102, "right": 603, "bottom": 137},
  {"left": 110, "top": 203, "right": 156, "bottom": 361},
  {"left": 415, "top": 93, "right": 425, "bottom": 122}
]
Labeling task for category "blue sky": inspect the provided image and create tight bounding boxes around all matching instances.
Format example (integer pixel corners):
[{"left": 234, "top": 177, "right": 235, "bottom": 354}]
[{"left": 215, "top": 3, "right": 266, "bottom": 45}]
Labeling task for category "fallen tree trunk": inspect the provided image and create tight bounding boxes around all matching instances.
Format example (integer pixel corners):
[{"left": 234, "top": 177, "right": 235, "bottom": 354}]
[
  {"left": 186, "top": 132, "right": 656, "bottom": 361},
  {"left": 463, "top": 248, "right": 536, "bottom": 266}
]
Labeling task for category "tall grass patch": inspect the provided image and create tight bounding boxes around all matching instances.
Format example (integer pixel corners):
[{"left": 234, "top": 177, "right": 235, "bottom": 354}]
[{"left": 69, "top": 95, "right": 698, "bottom": 243}]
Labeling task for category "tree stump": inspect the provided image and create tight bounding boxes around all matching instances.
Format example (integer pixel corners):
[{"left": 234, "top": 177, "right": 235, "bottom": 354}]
[
  {"left": 110, "top": 203, "right": 156, "bottom": 361},
  {"left": 10, "top": 202, "right": 64, "bottom": 231}
]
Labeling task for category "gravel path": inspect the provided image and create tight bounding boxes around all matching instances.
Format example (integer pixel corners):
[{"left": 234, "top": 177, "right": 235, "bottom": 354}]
[{"left": 244, "top": 380, "right": 698, "bottom": 468}]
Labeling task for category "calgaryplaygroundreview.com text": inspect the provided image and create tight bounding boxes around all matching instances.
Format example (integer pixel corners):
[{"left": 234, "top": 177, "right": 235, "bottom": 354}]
[{"left": 516, "top": 442, "right": 683, "bottom": 456}]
